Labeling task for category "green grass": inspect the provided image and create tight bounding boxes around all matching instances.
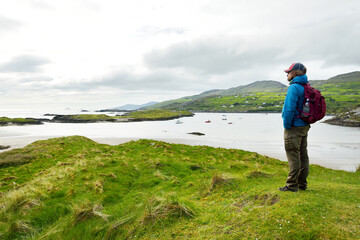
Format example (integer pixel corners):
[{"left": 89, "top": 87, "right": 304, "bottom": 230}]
[
  {"left": 54, "top": 110, "right": 194, "bottom": 123},
  {"left": 153, "top": 92, "right": 286, "bottom": 113},
  {"left": 70, "top": 114, "right": 115, "bottom": 121},
  {"left": 148, "top": 72, "right": 360, "bottom": 114},
  {"left": 121, "top": 109, "right": 193, "bottom": 120},
  {"left": 151, "top": 88, "right": 359, "bottom": 114},
  {"left": 0, "top": 136, "right": 359, "bottom": 239},
  {"left": 0, "top": 117, "right": 40, "bottom": 125}
]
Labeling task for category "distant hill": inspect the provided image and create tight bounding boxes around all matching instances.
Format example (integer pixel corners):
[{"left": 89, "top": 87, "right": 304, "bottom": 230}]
[
  {"left": 145, "top": 80, "right": 288, "bottom": 111},
  {"left": 145, "top": 80, "right": 287, "bottom": 110},
  {"left": 327, "top": 71, "right": 360, "bottom": 82},
  {"left": 110, "top": 101, "right": 158, "bottom": 111},
  {"left": 309, "top": 71, "right": 360, "bottom": 92},
  {"left": 310, "top": 71, "right": 360, "bottom": 86},
  {"left": 146, "top": 72, "right": 360, "bottom": 113},
  {"left": 219, "top": 80, "right": 288, "bottom": 96},
  {"left": 184, "top": 89, "right": 224, "bottom": 100}
]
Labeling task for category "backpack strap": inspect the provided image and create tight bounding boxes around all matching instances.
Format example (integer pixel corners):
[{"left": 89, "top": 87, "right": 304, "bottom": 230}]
[{"left": 293, "top": 82, "right": 308, "bottom": 118}]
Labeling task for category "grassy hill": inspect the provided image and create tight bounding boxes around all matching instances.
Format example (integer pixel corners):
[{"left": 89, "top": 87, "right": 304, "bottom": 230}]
[
  {"left": 310, "top": 72, "right": 360, "bottom": 114},
  {"left": 0, "top": 136, "right": 359, "bottom": 239},
  {"left": 146, "top": 81, "right": 288, "bottom": 112},
  {"left": 144, "top": 89, "right": 224, "bottom": 110},
  {"left": 146, "top": 72, "right": 360, "bottom": 114},
  {"left": 219, "top": 80, "right": 288, "bottom": 96}
]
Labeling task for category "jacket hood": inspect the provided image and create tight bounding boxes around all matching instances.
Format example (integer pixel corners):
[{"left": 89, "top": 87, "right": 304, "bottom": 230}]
[{"left": 290, "top": 75, "right": 308, "bottom": 85}]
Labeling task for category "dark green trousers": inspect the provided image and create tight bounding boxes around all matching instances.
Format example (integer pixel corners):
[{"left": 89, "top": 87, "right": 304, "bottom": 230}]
[{"left": 284, "top": 125, "right": 310, "bottom": 191}]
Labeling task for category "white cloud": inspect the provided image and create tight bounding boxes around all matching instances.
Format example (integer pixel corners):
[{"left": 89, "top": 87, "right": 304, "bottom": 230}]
[
  {"left": 0, "top": 0, "right": 359, "bottom": 111},
  {"left": 0, "top": 55, "right": 51, "bottom": 73},
  {"left": 0, "top": 15, "right": 22, "bottom": 32},
  {"left": 144, "top": 37, "right": 284, "bottom": 75}
]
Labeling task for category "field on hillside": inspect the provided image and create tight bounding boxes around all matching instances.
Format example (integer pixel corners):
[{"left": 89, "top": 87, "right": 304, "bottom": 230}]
[
  {"left": 147, "top": 72, "right": 360, "bottom": 114},
  {"left": 156, "top": 86, "right": 360, "bottom": 114},
  {"left": 174, "top": 93, "right": 286, "bottom": 112},
  {"left": 1, "top": 136, "right": 359, "bottom": 239},
  {"left": 311, "top": 79, "right": 360, "bottom": 114}
]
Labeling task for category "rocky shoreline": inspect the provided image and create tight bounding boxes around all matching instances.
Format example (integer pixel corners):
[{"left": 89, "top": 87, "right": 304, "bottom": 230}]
[
  {"left": 324, "top": 107, "right": 360, "bottom": 127},
  {"left": 0, "top": 145, "right": 10, "bottom": 150}
]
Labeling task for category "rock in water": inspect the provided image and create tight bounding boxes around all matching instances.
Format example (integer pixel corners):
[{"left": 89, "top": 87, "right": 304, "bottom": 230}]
[{"left": 188, "top": 132, "right": 205, "bottom": 136}]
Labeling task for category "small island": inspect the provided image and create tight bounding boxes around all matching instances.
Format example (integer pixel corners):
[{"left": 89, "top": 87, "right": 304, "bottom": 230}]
[
  {"left": 51, "top": 109, "right": 194, "bottom": 123},
  {"left": 0, "top": 117, "right": 43, "bottom": 126},
  {"left": 1, "top": 109, "right": 194, "bottom": 126},
  {"left": 188, "top": 132, "right": 205, "bottom": 136}
]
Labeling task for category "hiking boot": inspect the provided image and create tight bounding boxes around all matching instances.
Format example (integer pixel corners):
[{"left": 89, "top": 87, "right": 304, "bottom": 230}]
[{"left": 278, "top": 186, "right": 298, "bottom": 192}]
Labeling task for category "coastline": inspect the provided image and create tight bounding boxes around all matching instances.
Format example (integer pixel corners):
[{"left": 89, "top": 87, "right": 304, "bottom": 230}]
[
  {"left": 1, "top": 110, "right": 359, "bottom": 128},
  {"left": 323, "top": 107, "right": 360, "bottom": 127},
  {"left": 0, "top": 109, "right": 195, "bottom": 126},
  {"left": 0, "top": 136, "right": 226, "bottom": 153},
  {"left": 0, "top": 112, "right": 359, "bottom": 172},
  {"left": 1, "top": 135, "right": 358, "bottom": 172}
]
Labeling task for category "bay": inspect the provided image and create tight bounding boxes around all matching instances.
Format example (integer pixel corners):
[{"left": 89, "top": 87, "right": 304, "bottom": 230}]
[{"left": 0, "top": 111, "right": 359, "bottom": 172}]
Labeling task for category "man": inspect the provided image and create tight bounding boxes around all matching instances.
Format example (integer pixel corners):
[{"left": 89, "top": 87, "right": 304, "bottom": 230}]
[{"left": 280, "top": 62, "right": 310, "bottom": 192}]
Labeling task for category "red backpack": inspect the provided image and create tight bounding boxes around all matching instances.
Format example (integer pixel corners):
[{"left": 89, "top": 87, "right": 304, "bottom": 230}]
[{"left": 297, "top": 83, "right": 326, "bottom": 124}]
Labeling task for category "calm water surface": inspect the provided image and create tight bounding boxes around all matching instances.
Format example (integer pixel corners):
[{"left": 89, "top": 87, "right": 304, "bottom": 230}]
[{"left": 1, "top": 111, "right": 359, "bottom": 171}]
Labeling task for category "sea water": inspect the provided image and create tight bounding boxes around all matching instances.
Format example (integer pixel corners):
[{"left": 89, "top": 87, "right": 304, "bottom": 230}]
[{"left": 0, "top": 111, "right": 359, "bottom": 172}]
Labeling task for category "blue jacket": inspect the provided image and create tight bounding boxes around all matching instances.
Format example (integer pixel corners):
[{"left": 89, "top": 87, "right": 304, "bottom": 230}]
[{"left": 282, "top": 75, "right": 309, "bottom": 129}]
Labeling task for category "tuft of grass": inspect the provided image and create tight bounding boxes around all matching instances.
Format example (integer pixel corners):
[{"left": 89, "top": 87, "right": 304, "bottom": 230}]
[
  {"left": 73, "top": 202, "right": 109, "bottom": 224},
  {"left": 209, "top": 173, "right": 235, "bottom": 191},
  {"left": 140, "top": 196, "right": 195, "bottom": 225},
  {"left": 8, "top": 220, "right": 33, "bottom": 237},
  {"left": 199, "top": 172, "right": 237, "bottom": 197},
  {"left": 247, "top": 170, "right": 273, "bottom": 178},
  {"left": 93, "top": 180, "right": 104, "bottom": 193},
  {"left": 0, "top": 153, "right": 35, "bottom": 168}
]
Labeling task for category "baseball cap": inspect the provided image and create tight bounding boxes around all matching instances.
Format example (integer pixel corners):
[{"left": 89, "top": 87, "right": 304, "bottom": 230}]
[{"left": 284, "top": 62, "right": 305, "bottom": 73}]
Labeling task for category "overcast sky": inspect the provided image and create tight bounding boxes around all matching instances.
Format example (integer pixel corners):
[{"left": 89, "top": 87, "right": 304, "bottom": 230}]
[{"left": 0, "top": 0, "right": 359, "bottom": 111}]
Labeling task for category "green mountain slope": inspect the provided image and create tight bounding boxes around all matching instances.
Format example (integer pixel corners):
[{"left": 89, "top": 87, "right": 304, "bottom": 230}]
[
  {"left": 328, "top": 71, "right": 360, "bottom": 82},
  {"left": 146, "top": 89, "right": 224, "bottom": 110},
  {"left": 146, "top": 81, "right": 288, "bottom": 112},
  {"left": 147, "top": 72, "right": 360, "bottom": 114},
  {"left": 220, "top": 80, "right": 287, "bottom": 96},
  {"left": 310, "top": 71, "right": 360, "bottom": 113},
  {"left": 0, "top": 136, "right": 359, "bottom": 239}
]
